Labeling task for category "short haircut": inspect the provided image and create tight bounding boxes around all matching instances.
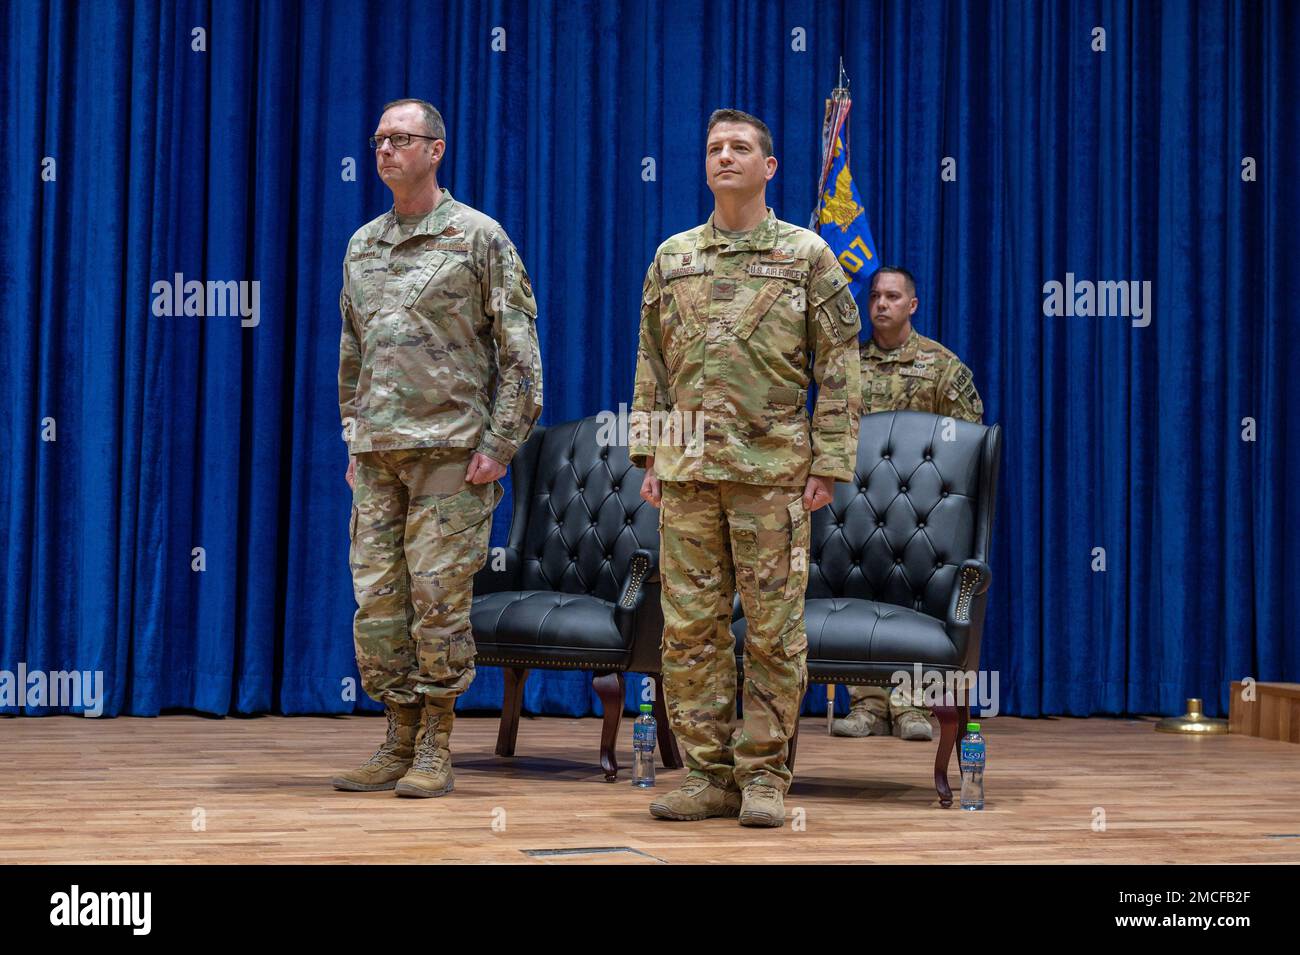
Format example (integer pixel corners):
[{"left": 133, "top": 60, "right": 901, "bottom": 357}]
[
  {"left": 870, "top": 266, "right": 917, "bottom": 297},
  {"left": 706, "top": 108, "right": 773, "bottom": 158},
  {"left": 381, "top": 98, "right": 446, "bottom": 142}
]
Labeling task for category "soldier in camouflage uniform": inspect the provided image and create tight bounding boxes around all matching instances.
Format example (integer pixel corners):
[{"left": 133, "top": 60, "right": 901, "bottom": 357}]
[
  {"left": 832, "top": 266, "right": 983, "bottom": 742},
  {"left": 331, "top": 99, "right": 543, "bottom": 797},
  {"left": 630, "top": 110, "right": 862, "bottom": 827}
]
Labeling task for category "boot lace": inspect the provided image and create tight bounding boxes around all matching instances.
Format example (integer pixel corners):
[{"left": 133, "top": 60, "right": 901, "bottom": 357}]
[
  {"left": 361, "top": 708, "right": 404, "bottom": 768},
  {"left": 410, "top": 731, "right": 447, "bottom": 774}
]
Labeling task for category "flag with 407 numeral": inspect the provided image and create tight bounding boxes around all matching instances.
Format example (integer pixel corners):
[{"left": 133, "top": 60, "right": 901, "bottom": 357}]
[{"left": 812, "top": 88, "right": 879, "bottom": 310}]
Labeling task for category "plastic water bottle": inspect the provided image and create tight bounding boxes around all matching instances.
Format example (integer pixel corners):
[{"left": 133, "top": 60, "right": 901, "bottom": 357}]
[
  {"left": 959, "top": 721, "right": 985, "bottom": 810},
  {"left": 632, "top": 703, "right": 657, "bottom": 788}
]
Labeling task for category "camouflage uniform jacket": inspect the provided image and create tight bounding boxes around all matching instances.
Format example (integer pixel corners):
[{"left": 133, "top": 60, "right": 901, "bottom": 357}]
[
  {"left": 861, "top": 328, "right": 983, "bottom": 422},
  {"left": 629, "top": 209, "right": 862, "bottom": 486},
  {"left": 338, "top": 189, "right": 543, "bottom": 464}
]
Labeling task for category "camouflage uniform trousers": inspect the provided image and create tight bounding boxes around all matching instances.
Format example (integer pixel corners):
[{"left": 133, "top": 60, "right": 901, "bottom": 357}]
[
  {"left": 349, "top": 447, "right": 499, "bottom": 717},
  {"left": 659, "top": 479, "right": 811, "bottom": 794}
]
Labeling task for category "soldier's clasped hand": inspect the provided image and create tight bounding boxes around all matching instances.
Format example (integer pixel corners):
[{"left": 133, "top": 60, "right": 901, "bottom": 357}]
[
  {"left": 640, "top": 462, "right": 662, "bottom": 508},
  {"left": 802, "top": 475, "right": 834, "bottom": 512},
  {"left": 465, "top": 452, "right": 507, "bottom": 485}
]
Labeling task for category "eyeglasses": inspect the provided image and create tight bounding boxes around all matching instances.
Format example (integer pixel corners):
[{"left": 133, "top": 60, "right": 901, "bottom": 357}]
[{"left": 369, "top": 132, "right": 439, "bottom": 150}]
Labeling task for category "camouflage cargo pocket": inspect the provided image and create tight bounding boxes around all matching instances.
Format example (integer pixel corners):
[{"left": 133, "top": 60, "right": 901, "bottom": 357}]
[
  {"left": 729, "top": 518, "right": 761, "bottom": 606},
  {"left": 435, "top": 480, "right": 501, "bottom": 537},
  {"left": 779, "top": 618, "right": 808, "bottom": 658},
  {"left": 730, "top": 513, "right": 807, "bottom": 660},
  {"left": 783, "top": 499, "right": 810, "bottom": 601},
  {"left": 448, "top": 629, "right": 478, "bottom": 668}
]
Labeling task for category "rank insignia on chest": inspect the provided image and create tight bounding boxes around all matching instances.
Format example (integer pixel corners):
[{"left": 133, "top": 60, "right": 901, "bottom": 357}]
[{"left": 681, "top": 253, "right": 692, "bottom": 266}]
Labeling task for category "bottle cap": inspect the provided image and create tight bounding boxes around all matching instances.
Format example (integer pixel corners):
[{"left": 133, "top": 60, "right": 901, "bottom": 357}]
[
  {"left": 640, "top": 703, "right": 653, "bottom": 713},
  {"left": 966, "top": 722, "right": 981, "bottom": 732}
]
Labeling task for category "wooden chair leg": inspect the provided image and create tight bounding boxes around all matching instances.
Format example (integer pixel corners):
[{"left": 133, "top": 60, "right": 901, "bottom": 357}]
[
  {"left": 652, "top": 673, "right": 683, "bottom": 769},
  {"left": 494, "top": 666, "right": 529, "bottom": 757},
  {"left": 787, "top": 717, "right": 801, "bottom": 773},
  {"left": 593, "top": 671, "right": 626, "bottom": 782},
  {"left": 933, "top": 695, "right": 959, "bottom": 808}
]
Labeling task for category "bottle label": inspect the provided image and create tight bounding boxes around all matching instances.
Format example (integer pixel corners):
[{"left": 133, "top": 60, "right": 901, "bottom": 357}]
[{"left": 960, "top": 743, "right": 985, "bottom": 764}]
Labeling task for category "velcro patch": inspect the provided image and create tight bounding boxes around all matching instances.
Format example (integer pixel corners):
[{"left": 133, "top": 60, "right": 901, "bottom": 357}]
[
  {"left": 748, "top": 264, "right": 809, "bottom": 281},
  {"left": 662, "top": 263, "right": 707, "bottom": 281}
]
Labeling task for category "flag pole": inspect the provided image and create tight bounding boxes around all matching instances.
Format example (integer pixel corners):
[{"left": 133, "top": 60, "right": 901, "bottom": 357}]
[{"left": 811, "top": 60, "right": 853, "bottom": 232}]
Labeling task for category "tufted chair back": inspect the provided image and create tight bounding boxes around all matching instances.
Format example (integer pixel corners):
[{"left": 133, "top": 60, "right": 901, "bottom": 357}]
[
  {"left": 516, "top": 416, "right": 660, "bottom": 603},
  {"left": 809, "top": 411, "right": 999, "bottom": 621}
]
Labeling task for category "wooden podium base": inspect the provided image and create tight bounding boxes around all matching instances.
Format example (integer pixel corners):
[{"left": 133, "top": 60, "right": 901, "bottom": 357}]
[{"left": 1229, "top": 681, "right": 1300, "bottom": 743}]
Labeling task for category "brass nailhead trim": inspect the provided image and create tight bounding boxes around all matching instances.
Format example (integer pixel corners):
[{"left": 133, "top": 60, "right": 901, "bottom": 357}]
[
  {"left": 476, "top": 657, "right": 630, "bottom": 671},
  {"left": 955, "top": 566, "right": 978, "bottom": 623},
  {"left": 620, "top": 557, "right": 648, "bottom": 608}
]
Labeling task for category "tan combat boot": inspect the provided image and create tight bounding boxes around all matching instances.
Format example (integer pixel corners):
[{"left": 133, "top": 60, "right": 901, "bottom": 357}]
[
  {"left": 331, "top": 703, "right": 422, "bottom": 791},
  {"left": 648, "top": 775, "right": 742, "bottom": 821},
  {"left": 831, "top": 707, "right": 890, "bottom": 737},
  {"left": 394, "top": 703, "right": 456, "bottom": 798},
  {"left": 893, "top": 710, "right": 934, "bottom": 741},
  {"left": 738, "top": 783, "right": 786, "bottom": 828}
]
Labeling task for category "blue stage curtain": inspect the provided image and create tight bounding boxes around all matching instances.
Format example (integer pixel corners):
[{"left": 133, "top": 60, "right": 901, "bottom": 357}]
[{"left": 1, "top": 0, "right": 1296, "bottom": 719}]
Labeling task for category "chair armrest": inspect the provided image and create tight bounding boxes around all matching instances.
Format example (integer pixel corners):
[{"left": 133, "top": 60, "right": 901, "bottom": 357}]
[
  {"left": 951, "top": 561, "right": 987, "bottom": 634},
  {"left": 615, "top": 549, "right": 656, "bottom": 616},
  {"left": 473, "top": 545, "right": 522, "bottom": 596}
]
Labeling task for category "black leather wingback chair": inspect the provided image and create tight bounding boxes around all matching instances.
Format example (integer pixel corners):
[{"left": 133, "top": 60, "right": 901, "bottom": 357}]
[
  {"left": 733, "top": 410, "right": 1002, "bottom": 806},
  {"left": 471, "top": 416, "right": 682, "bottom": 780}
]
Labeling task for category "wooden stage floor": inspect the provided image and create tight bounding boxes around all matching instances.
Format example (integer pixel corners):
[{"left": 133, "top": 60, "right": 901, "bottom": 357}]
[{"left": 2, "top": 713, "right": 1297, "bottom": 864}]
